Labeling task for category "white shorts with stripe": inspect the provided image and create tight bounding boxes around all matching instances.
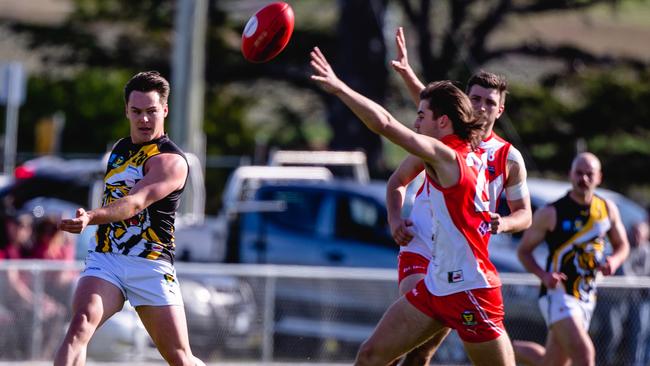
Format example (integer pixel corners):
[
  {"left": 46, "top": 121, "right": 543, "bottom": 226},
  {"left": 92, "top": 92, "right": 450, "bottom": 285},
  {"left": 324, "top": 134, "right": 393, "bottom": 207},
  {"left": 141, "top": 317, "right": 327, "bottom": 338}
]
[
  {"left": 81, "top": 251, "right": 184, "bottom": 307},
  {"left": 538, "top": 287, "right": 595, "bottom": 331}
]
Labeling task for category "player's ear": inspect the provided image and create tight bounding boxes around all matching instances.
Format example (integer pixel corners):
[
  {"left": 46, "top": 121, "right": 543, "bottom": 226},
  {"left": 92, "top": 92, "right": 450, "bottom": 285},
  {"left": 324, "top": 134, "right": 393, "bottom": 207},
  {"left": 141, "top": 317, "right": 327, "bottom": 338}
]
[
  {"left": 497, "top": 104, "right": 505, "bottom": 118},
  {"left": 595, "top": 170, "right": 603, "bottom": 186},
  {"left": 163, "top": 104, "right": 169, "bottom": 118},
  {"left": 440, "top": 114, "right": 450, "bottom": 128}
]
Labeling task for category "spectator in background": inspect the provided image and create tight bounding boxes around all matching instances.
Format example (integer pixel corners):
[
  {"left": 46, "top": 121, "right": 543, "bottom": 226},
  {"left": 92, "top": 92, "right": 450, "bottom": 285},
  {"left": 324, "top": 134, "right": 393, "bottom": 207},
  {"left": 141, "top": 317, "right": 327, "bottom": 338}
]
[
  {"left": 0, "top": 213, "right": 33, "bottom": 259},
  {"left": 0, "top": 213, "right": 66, "bottom": 359},
  {"left": 31, "top": 216, "right": 75, "bottom": 261}
]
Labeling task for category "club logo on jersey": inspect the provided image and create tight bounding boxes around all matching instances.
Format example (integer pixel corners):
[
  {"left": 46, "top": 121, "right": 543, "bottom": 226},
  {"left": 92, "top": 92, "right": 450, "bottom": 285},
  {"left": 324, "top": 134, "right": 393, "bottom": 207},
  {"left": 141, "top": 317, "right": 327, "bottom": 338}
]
[
  {"left": 574, "top": 219, "right": 584, "bottom": 230},
  {"left": 448, "top": 270, "right": 464, "bottom": 283},
  {"left": 108, "top": 154, "right": 125, "bottom": 169},
  {"left": 487, "top": 165, "right": 496, "bottom": 176},
  {"left": 461, "top": 310, "right": 477, "bottom": 326},
  {"left": 478, "top": 221, "right": 490, "bottom": 236}
]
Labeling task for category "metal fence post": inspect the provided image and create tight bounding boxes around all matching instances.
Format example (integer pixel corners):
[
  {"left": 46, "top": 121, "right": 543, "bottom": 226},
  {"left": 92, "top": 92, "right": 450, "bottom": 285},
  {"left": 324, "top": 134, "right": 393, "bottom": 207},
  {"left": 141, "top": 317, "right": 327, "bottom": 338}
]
[
  {"left": 261, "top": 274, "right": 276, "bottom": 362},
  {"left": 29, "top": 266, "right": 44, "bottom": 359}
]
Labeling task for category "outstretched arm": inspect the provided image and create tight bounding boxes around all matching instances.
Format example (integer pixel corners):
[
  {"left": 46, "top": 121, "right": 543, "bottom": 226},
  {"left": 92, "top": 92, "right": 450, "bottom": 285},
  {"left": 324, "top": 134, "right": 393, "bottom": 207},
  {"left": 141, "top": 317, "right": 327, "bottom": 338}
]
[
  {"left": 309, "top": 47, "right": 455, "bottom": 175},
  {"left": 387, "top": 155, "right": 424, "bottom": 245},
  {"left": 391, "top": 27, "right": 426, "bottom": 106},
  {"left": 59, "top": 154, "right": 188, "bottom": 233}
]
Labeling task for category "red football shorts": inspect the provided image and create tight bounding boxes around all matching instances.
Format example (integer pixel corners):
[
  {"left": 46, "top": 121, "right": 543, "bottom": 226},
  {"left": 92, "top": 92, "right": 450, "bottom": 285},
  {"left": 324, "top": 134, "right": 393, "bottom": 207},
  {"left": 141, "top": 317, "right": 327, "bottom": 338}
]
[
  {"left": 397, "top": 251, "right": 429, "bottom": 284},
  {"left": 406, "top": 280, "right": 506, "bottom": 343}
]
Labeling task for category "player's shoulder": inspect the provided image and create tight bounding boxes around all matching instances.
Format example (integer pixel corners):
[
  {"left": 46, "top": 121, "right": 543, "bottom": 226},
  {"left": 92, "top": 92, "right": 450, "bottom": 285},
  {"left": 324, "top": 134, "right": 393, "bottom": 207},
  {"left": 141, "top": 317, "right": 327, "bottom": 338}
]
[
  {"left": 534, "top": 203, "right": 557, "bottom": 227},
  {"left": 596, "top": 194, "right": 619, "bottom": 218}
]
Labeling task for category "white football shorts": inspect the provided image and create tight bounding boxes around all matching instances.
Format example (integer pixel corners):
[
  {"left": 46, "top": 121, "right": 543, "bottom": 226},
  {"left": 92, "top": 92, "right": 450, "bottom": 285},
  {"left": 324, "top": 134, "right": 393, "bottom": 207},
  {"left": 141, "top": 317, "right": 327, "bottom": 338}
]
[
  {"left": 538, "top": 287, "right": 595, "bottom": 331},
  {"left": 81, "top": 251, "right": 184, "bottom": 307}
]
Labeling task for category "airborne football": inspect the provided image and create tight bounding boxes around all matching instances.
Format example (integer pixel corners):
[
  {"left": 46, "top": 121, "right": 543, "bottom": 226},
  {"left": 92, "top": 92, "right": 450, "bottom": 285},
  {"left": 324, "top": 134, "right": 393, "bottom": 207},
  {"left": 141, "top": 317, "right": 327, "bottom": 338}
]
[{"left": 241, "top": 2, "right": 295, "bottom": 63}]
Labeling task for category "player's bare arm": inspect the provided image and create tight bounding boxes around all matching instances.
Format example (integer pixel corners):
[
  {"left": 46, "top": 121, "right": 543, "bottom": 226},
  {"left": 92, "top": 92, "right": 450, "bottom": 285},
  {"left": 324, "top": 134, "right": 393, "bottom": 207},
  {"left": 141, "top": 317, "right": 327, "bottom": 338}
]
[
  {"left": 387, "top": 155, "right": 424, "bottom": 245},
  {"left": 310, "top": 47, "right": 458, "bottom": 185},
  {"left": 491, "top": 157, "right": 533, "bottom": 234},
  {"left": 600, "top": 199, "right": 630, "bottom": 275},
  {"left": 517, "top": 205, "right": 567, "bottom": 288},
  {"left": 391, "top": 27, "right": 425, "bottom": 106},
  {"left": 60, "top": 154, "right": 187, "bottom": 233}
]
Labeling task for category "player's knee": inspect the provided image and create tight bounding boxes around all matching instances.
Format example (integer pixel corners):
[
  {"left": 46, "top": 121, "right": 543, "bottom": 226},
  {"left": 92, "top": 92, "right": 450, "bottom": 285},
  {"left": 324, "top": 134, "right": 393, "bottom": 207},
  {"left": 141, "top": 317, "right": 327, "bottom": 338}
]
[
  {"left": 355, "top": 340, "right": 385, "bottom": 366},
  {"left": 159, "top": 348, "right": 194, "bottom": 366},
  {"left": 68, "top": 311, "right": 102, "bottom": 342}
]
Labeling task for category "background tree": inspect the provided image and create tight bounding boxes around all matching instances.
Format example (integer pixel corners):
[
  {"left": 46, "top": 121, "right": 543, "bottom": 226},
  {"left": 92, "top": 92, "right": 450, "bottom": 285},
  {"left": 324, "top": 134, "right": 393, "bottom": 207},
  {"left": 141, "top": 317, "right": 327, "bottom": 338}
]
[{"left": 2, "top": 0, "right": 650, "bottom": 204}]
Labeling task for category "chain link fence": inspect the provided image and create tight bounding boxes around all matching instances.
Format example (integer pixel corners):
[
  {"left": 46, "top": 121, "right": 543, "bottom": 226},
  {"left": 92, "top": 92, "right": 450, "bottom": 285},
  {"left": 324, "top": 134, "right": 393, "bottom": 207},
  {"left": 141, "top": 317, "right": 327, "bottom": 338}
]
[{"left": 1, "top": 261, "right": 649, "bottom": 365}]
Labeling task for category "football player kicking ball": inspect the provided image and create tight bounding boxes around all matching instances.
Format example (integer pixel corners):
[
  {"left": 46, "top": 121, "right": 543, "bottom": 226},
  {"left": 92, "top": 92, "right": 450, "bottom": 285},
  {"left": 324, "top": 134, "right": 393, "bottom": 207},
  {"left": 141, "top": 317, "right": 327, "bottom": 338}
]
[
  {"left": 54, "top": 71, "right": 205, "bottom": 366},
  {"left": 310, "top": 46, "right": 516, "bottom": 366},
  {"left": 386, "top": 27, "right": 532, "bottom": 366}
]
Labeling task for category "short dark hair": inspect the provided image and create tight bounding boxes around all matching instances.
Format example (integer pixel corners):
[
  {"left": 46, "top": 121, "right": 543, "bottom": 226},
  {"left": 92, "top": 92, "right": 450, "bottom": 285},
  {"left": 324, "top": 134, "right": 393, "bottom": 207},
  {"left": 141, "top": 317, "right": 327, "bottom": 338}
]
[
  {"left": 466, "top": 70, "right": 508, "bottom": 105},
  {"left": 420, "top": 81, "right": 486, "bottom": 150},
  {"left": 124, "top": 71, "right": 170, "bottom": 105}
]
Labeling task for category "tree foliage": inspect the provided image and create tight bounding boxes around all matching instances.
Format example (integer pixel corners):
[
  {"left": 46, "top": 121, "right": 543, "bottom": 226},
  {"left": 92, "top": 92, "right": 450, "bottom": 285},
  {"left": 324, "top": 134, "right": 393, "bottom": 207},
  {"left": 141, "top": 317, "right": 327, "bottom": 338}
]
[{"left": 4, "top": 0, "right": 650, "bottom": 199}]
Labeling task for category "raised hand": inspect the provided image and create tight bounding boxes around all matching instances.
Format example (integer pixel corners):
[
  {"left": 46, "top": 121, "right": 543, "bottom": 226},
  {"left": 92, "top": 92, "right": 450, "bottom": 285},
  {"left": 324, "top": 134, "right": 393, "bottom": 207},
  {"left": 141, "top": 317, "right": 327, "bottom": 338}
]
[
  {"left": 309, "top": 47, "right": 345, "bottom": 94},
  {"left": 390, "top": 27, "right": 411, "bottom": 74},
  {"left": 598, "top": 256, "right": 618, "bottom": 276}
]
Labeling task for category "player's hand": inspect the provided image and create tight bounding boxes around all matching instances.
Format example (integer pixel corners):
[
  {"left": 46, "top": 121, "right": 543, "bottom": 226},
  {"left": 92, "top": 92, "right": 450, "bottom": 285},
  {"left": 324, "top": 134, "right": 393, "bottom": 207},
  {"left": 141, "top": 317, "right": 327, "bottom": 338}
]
[
  {"left": 541, "top": 271, "right": 567, "bottom": 289},
  {"left": 598, "top": 256, "right": 618, "bottom": 276},
  {"left": 310, "top": 47, "right": 345, "bottom": 94},
  {"left": 390, "top": 218, "right": 415, "bottom": 246},
  {"left": 59, "top": 208, "right": 90, "bottom": 234},
  {"left": 390, "top": 27, "right": 411, "bottom": 74},
  {"left": 488, "top": 212, "right": 506, "bottom": 234}
]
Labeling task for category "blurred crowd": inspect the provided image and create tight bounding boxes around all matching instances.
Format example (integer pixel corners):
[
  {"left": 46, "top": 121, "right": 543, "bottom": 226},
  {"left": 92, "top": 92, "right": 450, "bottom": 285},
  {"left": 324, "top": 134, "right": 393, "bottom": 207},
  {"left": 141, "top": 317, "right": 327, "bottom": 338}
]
[
  {"left": 0, "top": 211, "right": 77, "bottom": 359},
  {"left": 0, "top": 213, "right": 75, "bottom": 261}
]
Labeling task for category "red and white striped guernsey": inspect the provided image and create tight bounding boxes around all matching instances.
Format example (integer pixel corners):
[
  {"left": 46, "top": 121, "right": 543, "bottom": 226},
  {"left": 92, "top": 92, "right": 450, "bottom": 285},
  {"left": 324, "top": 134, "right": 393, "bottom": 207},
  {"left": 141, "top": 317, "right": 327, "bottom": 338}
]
[
  {"left": 420, "top": 134, "right": 499, "bottom": 296},
  {"left": 481, "top": 131, "right": 512, "bottom": 212},
  {"left": 400, "top": 132, "right": 513, "bottom": 263}
]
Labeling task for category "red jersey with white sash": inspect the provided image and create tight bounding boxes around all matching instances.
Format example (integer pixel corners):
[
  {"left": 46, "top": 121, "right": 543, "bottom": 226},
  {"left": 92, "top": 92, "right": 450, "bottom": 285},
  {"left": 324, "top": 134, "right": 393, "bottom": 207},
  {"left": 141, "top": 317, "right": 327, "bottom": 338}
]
[
  {"left": 400, "top": 132, "right": 512, "bottom": 260},
  {"left": 420, "top": 134, "right": 499, "bottom": 296},
  {"left": 481, "top": 132, "right": 512, "bottom": 212}
]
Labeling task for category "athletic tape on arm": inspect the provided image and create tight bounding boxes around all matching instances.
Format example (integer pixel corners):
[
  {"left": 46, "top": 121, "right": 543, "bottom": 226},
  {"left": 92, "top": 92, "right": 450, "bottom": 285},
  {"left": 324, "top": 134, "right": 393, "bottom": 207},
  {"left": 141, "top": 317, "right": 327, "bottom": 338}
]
[
  {"left": 506, "top": 147, "right": 528, "bottom": 201},
  {"left": 506, "top": 180, "right": 529, "bottom": 201}
]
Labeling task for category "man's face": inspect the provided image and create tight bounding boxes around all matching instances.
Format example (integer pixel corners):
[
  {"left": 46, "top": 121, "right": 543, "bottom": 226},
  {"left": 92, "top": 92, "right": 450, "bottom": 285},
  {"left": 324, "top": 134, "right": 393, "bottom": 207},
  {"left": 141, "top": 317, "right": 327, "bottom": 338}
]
[
  {"left": 467, "top": 85, "right": 504, "bottom": 129},
  {"left": 126, "top": 90, "right": 168, "bottom": 144},
  {"left": 415, "top": 100, "right": 445, "bottom": 139},
  {"left": 570, "top": 158, "right": 602, "bottom": 194}
]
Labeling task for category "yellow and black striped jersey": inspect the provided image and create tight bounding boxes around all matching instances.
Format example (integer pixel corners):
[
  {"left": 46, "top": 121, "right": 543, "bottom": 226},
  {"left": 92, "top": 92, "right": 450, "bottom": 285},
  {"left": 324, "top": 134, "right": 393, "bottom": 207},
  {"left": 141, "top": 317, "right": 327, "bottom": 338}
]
[
  {"left": 541, "top": 193, "right": 611, "bottom": 302},
  {"left": 93, "top": 135, "right": 187, "bottom": 263}
]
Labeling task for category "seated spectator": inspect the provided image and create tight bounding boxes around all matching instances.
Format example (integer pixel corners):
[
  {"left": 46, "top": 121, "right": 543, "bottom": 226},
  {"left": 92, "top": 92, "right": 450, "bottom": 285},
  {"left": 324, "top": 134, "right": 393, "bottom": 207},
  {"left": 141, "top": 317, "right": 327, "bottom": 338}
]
[
  {"left": 0, "top": 214, "right": 69, "bottom": 359},
  {"left": 0, "top": 213, "right": 33, "bottom": 259},
  {"left": 31, "top": 216, "right": 75, "bottom": 261}
]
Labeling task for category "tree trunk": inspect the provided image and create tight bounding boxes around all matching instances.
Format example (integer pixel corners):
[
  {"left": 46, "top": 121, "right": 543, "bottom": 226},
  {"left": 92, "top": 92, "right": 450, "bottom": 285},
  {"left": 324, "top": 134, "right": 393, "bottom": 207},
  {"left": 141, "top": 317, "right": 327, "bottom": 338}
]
[{"left": 328, "top": 0, "right": 389, "bottom": 177}]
